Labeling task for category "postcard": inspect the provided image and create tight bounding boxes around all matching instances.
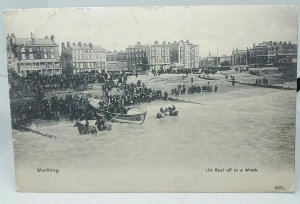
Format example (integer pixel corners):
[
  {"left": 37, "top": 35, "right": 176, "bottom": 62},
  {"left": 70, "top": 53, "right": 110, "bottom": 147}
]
[{"left": 3, "top": 6, "right": 297, "bottom": 192}]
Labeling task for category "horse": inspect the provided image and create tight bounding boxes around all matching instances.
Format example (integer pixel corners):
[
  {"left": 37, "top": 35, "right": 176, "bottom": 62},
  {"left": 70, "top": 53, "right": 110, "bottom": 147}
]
[
  {"left": 74, "top": 121, "right": 97, "bottom": 134},
  {"left": 156, "top": 112, "right": 165, "bottom": 119},
  {"left": 169, "top": 110, "right": 179, "bottom": 116}
]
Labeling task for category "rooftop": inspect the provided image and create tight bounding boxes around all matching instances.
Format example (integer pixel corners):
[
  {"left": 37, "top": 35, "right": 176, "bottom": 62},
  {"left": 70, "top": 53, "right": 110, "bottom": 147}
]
[{"left": 15, "top": 38, "right": 57, "bottom": 46}]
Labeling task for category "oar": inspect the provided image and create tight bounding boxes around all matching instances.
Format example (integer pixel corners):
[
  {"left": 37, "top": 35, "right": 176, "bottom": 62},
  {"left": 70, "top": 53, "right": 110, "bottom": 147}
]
[
  {"left": 107, "top": 112, "right": 123, "bottom": 122},
  {"left": 19, "top": 126, "right": 57, "bottom": 139}
]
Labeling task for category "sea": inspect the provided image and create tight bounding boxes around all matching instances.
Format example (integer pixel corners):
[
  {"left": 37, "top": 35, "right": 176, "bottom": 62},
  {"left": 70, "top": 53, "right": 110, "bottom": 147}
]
[{"left": 12, "top": 80, "right": 296, "bottom": 192}]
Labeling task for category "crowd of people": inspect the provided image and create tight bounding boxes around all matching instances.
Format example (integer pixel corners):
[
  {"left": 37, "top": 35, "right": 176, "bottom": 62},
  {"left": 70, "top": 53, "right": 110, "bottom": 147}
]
[
  {"left": 10, "top": 70, "right": 222, "bottom": 128},
  {"left": 9, "top": 71, "right": 127, "bottom": 99},
  {"left": 97, "top": 80, "right": 168, "bottom": 114},
  {"left": 171, "top": 83, "right": 218, "bottom": 96},
  {"left": 10, "top": 93, "right": 97, "bottom": 128},
  {"left": 255, "top": 78, "right": 269, "bottom": 85}
]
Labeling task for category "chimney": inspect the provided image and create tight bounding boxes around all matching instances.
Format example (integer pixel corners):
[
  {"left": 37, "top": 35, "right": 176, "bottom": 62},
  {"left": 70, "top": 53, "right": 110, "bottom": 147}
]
[
  {"left": 10, "top": 33, "right": 16, "bottom": 44},
  {"left": 83, "top": 43, "right": 87, "bottom": 46},
  {"left": 89, "top": 43, "right": 93, "bottom": 49},
  {"left": 45, "top": 35, "right": 48, "bottom": 39},
  {"left": 186, "top": 40, "right": 189, "bottom": 43},
  {"left": 30, "top": 32, "right": 35, "bottom": 43},
  {"left": 67, "top": 42, "right": 70, "bottom": 47},
  {"left": 78, "top": 42, "right": 82, "bottom": 47},
  {"left": 62, "top": 42, "right": 65, "bottom": 49},
  {"left": 253, "top": 43, "right": 255, "bottom": 47}
]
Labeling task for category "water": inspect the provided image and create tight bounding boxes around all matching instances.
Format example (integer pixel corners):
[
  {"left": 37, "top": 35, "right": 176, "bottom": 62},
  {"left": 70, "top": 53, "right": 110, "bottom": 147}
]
[{"left": 13, "top": 87, "right": 295, "bottom": 172}]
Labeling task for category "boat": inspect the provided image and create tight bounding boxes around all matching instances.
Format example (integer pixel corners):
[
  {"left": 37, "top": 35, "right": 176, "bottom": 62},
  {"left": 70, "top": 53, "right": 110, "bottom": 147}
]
[
  {"left": 88, "top": 97, "right": 147, "bottom": 125},
  {"left": 110, "top": 109, "right": 147, "bottom": 125}
]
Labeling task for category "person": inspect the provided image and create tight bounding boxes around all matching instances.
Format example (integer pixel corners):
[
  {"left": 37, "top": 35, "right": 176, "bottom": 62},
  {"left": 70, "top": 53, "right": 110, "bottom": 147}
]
[
  {"left": 214, "top": 85, "right": 218, "bottom": 92},
  {"left": 85, "top": 120, "right": 89, "bottom": 130},
  {"left": 95, "top": 117, "right": 105, "bottom": 131},
  {"left": 191, "top": 77, "right": 194, "bottom": 83},
  {"left": 160, "top": 107, "right": 164, "bottom": 114},
  {"left": 163, "top": 91, "right": 168, "bottom": 100},
  {"left": 171, "top": 105, "right": 176, "bottom": 111}
]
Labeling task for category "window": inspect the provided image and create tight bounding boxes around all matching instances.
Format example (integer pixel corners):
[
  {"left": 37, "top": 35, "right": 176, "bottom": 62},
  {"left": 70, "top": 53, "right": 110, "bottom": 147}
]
[
  {"left": 29, "top": 54, "right": 34, "bottom": 59},
  {"left": 51, "top": 54, "right": 55, "bottom": 59}
]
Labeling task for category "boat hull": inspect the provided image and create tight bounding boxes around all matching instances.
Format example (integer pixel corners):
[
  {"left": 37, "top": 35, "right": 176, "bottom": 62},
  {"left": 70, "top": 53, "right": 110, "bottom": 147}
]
[
  {"left": 89, "top": 98, "right": 147, "bottom": 125},
  {"left": 111, "top": 110, "right": 147, "bottom": 125}
]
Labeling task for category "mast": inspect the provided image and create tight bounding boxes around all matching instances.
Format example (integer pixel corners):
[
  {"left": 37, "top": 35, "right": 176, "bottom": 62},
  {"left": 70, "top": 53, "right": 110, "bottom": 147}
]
[{"left": 217, "top": 45, "right": 219, "bottom": 66}]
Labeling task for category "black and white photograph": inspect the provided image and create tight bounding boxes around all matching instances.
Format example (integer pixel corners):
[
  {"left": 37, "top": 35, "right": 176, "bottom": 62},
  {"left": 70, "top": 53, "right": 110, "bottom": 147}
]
[{"left": 3, "top": 6, "right": 297, "bottom": 192}]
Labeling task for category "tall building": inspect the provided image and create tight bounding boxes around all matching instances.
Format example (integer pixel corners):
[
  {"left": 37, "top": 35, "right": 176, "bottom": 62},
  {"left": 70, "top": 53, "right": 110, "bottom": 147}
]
[
  {"left": 126, "top": 41, "right": 170, "bottom": 71},
  {"left": 169, "top": 40, "right": 199, "bottom": 69},
  {"left": 7, "top": 33, "right": 61, "bottom": 76},
  {"left": 61, "top": 42, "right": 106, "bottom": 74},
  {"left": 126, "top": 42, "right": 149, "bottom": 71},
  {"left": 148, "top": 41, "right": 170, "bottom": 70}
]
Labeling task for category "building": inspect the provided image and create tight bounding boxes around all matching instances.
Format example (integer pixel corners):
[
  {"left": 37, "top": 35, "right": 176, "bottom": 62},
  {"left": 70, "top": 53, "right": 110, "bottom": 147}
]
[
  {"left": 6, "top": 51, "right": 18, "bottom": 74},
  {"left": 169, "top": 40, "right": 199, "bottom": 69},
  {"left": 7, "top": 33, "right": 61, "bottom": 76},
  {"left": 231, "top": 49, "right": 249, "bottom": 66},
  {"left": 199, "top": 54, "right": 231, "bottom": 68},
  {"left": 126, "top": 41, "right": 171, "bottom": 72},
  {"left": 106, "top": 50, "right": 127, "bottom": 62},
  {"left": 106, "top": 50, "right": 127, "bottom": 72},
  {"left": 126, "top": 42, "right": 149, "bottom": 71},
  {"left": 61, "top": 42, "right": 106, "bottom": 74},
  {"left": 249, "top": 42, "right": 277, "bottom": 67},
  {"left": 276, "top": 41, "right": 297, "bottom": 64},
  {"left": 219, "top": 55, "right": 232, "bottom": 66},
  {"left": 205, "top": 56, "right": 218, "bottom": 67},
  {"left": 249, "top": 41, "right": 297, "bottom": 67},
  {"left": 147, "top": 41, "right": 170, "bottom": 70}
]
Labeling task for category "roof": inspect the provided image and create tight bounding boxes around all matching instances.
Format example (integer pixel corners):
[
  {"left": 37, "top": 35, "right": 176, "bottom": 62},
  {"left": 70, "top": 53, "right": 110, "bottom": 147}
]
[
  {"left": 67, "top": 44, "right": 106, "bottom": 53},
  {"left": 15, "top": 38, "right": 57, "bottom": 46}
]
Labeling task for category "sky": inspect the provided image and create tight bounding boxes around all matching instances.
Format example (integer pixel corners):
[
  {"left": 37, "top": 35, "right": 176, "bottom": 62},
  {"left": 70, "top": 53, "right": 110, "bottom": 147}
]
[{"left": 3, "top": 6, "right": 298, "bottom": 56}]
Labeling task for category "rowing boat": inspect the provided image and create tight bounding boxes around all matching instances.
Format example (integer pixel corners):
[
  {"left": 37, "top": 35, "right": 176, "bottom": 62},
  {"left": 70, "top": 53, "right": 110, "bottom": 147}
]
[{"left": 88, "top": 98, "right": 147, "bottom": 125}]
